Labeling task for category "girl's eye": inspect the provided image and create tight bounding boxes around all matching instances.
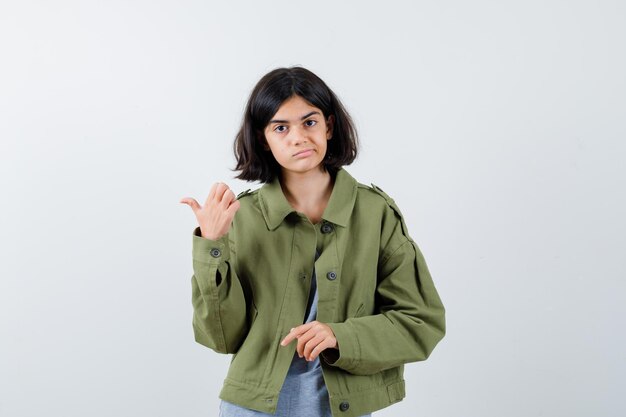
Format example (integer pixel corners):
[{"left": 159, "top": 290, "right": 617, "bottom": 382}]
[{"left": 273, "top": 120, "right": 316, "bottom": 133}]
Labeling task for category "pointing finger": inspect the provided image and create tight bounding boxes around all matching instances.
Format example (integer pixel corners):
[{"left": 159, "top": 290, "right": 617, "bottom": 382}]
[
  {"left": 180, "top": 197, "right": 201, "bottom": 213},
  {"left": 280, "top": 322, "right": 316, "bottom": 346},
  {"left": 280, "top": 328, "right": 297, "bottom": 346}
]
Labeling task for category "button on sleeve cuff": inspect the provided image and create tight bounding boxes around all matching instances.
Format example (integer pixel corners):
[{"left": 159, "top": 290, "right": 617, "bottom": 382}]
[{"left": 192, "top": 227, "right": 230, "bottom": 264}]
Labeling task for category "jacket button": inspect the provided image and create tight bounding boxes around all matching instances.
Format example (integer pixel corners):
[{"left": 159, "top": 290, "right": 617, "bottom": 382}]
[
  {"left": 210, "top": 248, "right": 221, "bottom": 258},
  {"left": 321, "top": 222, "right": 333, "bottom": 234},
  {"left": 339, "top": 401, "right": 350, "bottom": 411},
  {"left": 327, "top": 271, "right": 337, "bottom": 280}
]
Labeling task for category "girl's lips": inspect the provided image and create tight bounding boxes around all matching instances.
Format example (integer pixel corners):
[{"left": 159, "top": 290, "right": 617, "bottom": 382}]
[{"left": 294, "top": 149, "right": 314, "bottom": 158}]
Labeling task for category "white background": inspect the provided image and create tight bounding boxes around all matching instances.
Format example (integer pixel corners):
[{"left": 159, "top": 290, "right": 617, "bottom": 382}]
[{"left": 1, "top": 1, "right": 624, "bottom": 416}]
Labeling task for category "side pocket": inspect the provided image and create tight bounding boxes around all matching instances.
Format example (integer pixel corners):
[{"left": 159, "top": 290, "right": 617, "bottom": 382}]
[
  {"left": 248, "top": 301, "right": 259, "bottom": 327},
  {"left": 252, "top": 302, "right": 258, "bottom": 324},
  {"left": 353, "top": 302, "right": 364, "bottom": 318}
]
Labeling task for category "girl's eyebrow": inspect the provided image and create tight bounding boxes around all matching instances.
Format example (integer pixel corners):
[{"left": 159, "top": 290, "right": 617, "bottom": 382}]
[{"left": 269, "top": 111, "right": 320, "bottom": 124}]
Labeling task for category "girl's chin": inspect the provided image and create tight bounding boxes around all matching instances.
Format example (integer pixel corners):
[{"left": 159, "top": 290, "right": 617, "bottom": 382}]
[{"left": 280, "top": 161, "right": 325, "bottom": 174}]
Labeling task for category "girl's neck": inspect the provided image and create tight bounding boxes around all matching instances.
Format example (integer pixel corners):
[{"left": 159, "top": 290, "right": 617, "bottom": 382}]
[{"left": 279, "top": 168, "right": 335, "bottom": 222}]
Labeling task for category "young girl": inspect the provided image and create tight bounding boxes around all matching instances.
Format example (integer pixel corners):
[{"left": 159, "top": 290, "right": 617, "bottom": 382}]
[{"left": 180, "top": 66, "right": 446, "bottom": 417}]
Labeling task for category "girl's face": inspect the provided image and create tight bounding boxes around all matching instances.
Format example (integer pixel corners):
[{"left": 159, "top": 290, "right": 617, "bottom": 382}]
[{"left": 262, "top": 95, "right": 334, "bottom": 177}]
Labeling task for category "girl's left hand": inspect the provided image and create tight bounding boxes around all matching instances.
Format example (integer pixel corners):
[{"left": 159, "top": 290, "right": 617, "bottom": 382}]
[{"left": 280, "top": 321, "right": 338, "bottom": 361}]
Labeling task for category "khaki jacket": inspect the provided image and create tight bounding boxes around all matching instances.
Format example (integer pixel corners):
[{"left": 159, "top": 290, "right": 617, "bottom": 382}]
[{"left": 190, "top": 167, "right": 446, "bottom": 417}]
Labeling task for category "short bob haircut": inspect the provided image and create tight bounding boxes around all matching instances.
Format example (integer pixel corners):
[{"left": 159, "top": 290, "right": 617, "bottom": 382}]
[{"left": 231, "top": 66, "right": 359, "bottom": 183}]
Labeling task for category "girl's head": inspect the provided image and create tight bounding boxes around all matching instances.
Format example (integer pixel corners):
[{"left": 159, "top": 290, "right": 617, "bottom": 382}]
[{"left": 232, "top": 66, "right": 359, "bottom": 183}]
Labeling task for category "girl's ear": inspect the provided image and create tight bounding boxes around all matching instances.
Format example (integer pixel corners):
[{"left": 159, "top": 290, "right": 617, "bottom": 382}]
[{"left": 326, "top": 114, "right": 335, "bottom": 140}]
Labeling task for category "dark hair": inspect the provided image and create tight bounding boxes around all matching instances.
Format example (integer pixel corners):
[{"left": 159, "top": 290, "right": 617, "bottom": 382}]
[{"left": 231, "top": 66, "right": 359, "bottom": 183}]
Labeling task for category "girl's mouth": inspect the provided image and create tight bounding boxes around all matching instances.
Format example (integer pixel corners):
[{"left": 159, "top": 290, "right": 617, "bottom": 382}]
[{"left": 294, "top": 149, "right": 314, "bottom": 158}]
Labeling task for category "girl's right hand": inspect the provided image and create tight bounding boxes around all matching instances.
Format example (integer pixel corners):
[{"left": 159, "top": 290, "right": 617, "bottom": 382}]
[{"left": 180, "top": 182, "right": 241, "bottom": 240}]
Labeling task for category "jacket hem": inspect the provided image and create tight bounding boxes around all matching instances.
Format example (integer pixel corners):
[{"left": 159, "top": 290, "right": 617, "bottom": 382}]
[
  {"left": 218, "top": 377, "right": 280, "bottom": 414},
  {"left": 218, "top": 376, "right": 406, "bottom": 417},
  {"left": 327, "top": 378, "right": 406, "bottom": 416}
]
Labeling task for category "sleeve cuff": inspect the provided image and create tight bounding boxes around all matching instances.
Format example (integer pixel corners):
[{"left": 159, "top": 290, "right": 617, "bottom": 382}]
[
  {"left": 322, "top": 321, "right": 359, "bottom": 371},
  {"left": 192, "top": 226, "right": 230, "bottom": 264}
]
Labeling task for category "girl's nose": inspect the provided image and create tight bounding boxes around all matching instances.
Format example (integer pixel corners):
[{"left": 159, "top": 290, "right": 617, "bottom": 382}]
[{"left": 288, "top": 126, "right": 308, "bottom": 144}]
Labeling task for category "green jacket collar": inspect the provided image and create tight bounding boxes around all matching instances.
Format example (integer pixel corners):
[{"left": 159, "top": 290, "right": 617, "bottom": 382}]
[{"left": 258, "top": 167, "right": 358, "bottom": 230}]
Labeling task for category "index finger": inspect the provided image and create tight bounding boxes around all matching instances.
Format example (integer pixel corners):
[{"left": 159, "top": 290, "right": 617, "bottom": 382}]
[{"left": 280, "top": 322, "right": 313, "bottom": 346}]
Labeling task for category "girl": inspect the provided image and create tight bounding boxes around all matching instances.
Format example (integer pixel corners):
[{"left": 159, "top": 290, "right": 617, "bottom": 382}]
[{"left": 180, "top": 66, "right": 446, "bottom": 417}]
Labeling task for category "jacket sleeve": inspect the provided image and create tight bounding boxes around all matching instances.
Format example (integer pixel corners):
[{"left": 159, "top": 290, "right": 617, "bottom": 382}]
[
  {"left": 191, "top": 226, "right": 248, "bottom": 354},
  {"left": 321, "top": 205, "right": 446, "bottom": 375}
]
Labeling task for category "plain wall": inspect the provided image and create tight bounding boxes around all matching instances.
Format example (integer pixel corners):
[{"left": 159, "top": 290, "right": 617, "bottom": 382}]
[{"left": 1, "top": 1, "right": 624, "bottom": 416}]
